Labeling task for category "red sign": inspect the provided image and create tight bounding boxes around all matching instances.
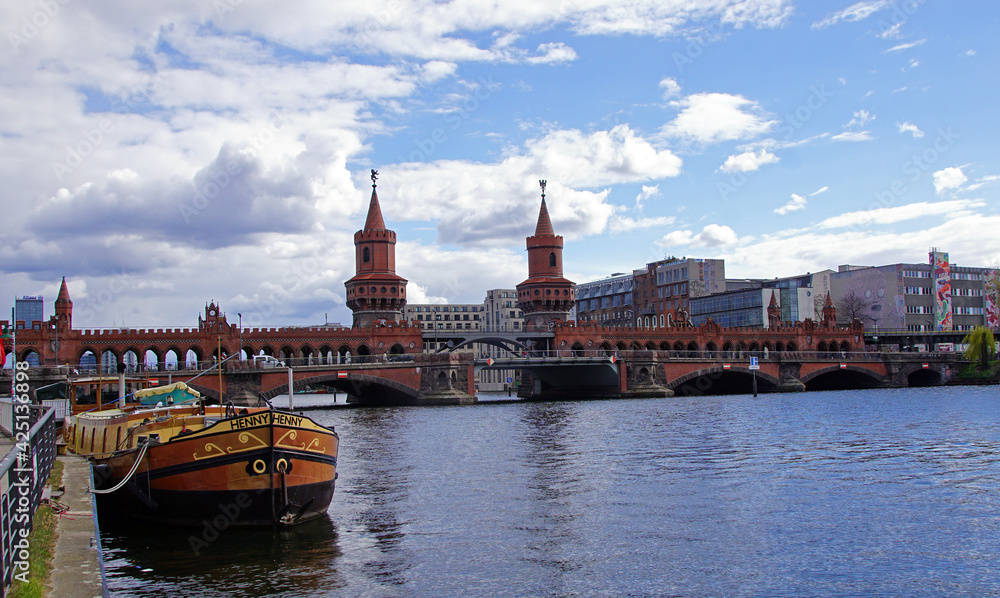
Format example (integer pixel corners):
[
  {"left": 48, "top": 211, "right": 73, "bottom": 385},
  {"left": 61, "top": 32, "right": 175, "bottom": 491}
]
[
  {"left": 840, "top": 364, "right": 847, "bottom": 369},
  {"left": 487, "top": 358, "right": 495, "bottom": 366},
  {"left": 148, "top": 378, "right": 159, "bottom": 385},
  {"left": 723, "top": 363, "right": 731, "bottom": 370},
  {"left": 338, "top": 371, "right": 348, "bottom": 379},
  {"left": 922, "top": 363, "right": 929, "bottom": 369}
]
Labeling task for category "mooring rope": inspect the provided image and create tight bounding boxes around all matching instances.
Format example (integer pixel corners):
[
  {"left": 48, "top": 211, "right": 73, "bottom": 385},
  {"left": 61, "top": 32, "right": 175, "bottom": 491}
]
[{"left": 89, "top": 440, "right": 150, "bottom": 495}]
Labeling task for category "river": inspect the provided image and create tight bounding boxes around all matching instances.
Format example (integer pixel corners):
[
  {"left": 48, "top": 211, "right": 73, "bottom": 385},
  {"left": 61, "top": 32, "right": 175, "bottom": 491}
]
[{"left": 101, "top": 386, "right": 1000, "bottom": 597}]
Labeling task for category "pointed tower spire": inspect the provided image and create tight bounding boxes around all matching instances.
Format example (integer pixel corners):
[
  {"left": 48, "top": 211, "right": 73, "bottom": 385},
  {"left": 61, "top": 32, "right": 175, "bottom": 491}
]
[
  {"left": 767, "top": 290, "right": 781, "bottom": 328},
  {"left": 364, "top": 169, "right": 386, "bottom": 231},
  {"left": 822, "top": 291, "right": 837, "bottom": 326},
  {"left": 534, "top": 180, "right": 554, "bottom": 236},
  {"left": 54, "top": 276, "right": 73, "bottom": 332}
]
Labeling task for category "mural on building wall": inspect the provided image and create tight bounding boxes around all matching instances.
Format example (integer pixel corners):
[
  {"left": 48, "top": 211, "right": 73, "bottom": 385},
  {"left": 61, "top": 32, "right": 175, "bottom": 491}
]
[
  {"left": 931, "top": 250, "right": 953, "bottom": 331},
  {"left": 985, "top": 269, "right": 1000, "bottom": 327},
  {"left": 832, "top": 267, "right": 905, "bottom": 329}
]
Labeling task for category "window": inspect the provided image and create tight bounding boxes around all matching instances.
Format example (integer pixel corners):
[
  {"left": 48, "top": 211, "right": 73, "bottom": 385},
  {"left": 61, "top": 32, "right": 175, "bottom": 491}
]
[
  {"left": 549, "top": 252, "right": 556, "bottom": 267},
  {"left": 363, "top": 247, "right": 370, "bottom": 263}
]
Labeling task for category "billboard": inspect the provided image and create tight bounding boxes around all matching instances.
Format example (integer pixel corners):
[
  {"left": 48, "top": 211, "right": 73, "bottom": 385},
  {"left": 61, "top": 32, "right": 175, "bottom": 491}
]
[{"left": 930, "top": 250, "right": 952, "bottom": 331}]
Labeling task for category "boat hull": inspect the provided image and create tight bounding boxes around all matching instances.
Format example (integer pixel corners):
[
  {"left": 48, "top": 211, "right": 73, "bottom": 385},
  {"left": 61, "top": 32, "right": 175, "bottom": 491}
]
[{"left": 93, "top": 410, "right": 338, "bottom": 526}]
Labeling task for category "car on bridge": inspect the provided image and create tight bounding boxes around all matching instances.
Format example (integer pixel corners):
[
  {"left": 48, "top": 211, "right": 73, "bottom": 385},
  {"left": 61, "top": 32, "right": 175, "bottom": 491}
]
[{"left": 253, "top": 355, "right": 286, "bottom": 368}]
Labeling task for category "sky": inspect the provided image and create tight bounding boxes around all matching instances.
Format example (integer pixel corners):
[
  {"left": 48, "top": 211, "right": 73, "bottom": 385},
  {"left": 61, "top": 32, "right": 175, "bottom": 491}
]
[{"left": 1, "top": 0, "right": 998, "bottom": 329}]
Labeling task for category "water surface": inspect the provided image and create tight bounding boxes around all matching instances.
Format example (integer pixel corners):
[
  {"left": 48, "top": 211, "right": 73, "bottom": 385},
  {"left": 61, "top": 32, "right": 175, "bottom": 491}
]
[{"left": 102, "top": 386, "right": 1000, "bottom": 597}]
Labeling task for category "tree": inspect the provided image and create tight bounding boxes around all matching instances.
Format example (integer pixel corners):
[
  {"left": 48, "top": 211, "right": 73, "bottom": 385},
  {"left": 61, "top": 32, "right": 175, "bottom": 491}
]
[
  {"left": 963, "top": 326, "right": 996, "bottom": 370},
  {"left": 837, "top": 291, "right": 872, "bottom": 326}
]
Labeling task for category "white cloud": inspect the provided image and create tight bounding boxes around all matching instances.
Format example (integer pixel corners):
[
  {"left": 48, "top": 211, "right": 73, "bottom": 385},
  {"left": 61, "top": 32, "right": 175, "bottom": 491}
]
[
  {"left": 659, "top": 77, "right": 681, "bottom": 99},
  {"left": 896, "top": 121, "right": 924, "bottom": 138},
  {"left": 774, "top": 193, "right": 807, "bottom": 215},
  {"left": 817, "top": 199, "right": 985, "bottom": 229},
  {"left": 719, "top": 149, "right": 779, "bottom": 173},
  {"left": 933, "top": 167, "right": 968, "bottom": 195},
  {"left": 656, "top": 230, "right": 694, "bottom": 247},
  {"left": 845, "top": 109, "right": 874, "bottom": 128},
  {"left": 635, "top": 185, "right": 660, "bottom": 209},
  {"left": 812, "top": 1, "right": 892, "bottom": 29},
  {"left": 609, "top": 214, "right": 676, "bottom": 234},
  {"left": 662, "top": 93, "right": 775, "bottom": 145},
  {"left": 656, "top": 224, "right": 738, "bottom": 248},
  {"left": 809, "top": 186, "right": 830, "bottom": 196},
  {"left": 964, "top": 175, "right": 1000, "bottom": 192},
  {"left": 526, "top": 42, "right": 578, "bottom": 64},
  {"left": 884, "top": 39, "right": 926, "bottom": 53},
  {"left": 831, "top": 131, "right": 874, "bottom": 142},
  {"left": 384, "top": 124, "right": 682, "bottom": 246}
]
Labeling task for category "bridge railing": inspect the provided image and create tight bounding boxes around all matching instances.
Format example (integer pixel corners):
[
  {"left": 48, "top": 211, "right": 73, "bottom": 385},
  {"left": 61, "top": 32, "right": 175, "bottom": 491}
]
[
  {"left": 0, "top": 405, "right": 56, "bottom": 596},
  {"left": 474, "top": 349, "right": 941, "bottom": 362}
]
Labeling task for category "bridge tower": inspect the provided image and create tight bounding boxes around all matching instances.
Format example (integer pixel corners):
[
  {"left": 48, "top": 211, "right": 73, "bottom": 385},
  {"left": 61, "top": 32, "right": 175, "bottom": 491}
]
[
  {"left": 345, "top": 170, "right": 408, "bottom": 328},
  {"left": 767, "top": 290, "right": 781, "bottom": 328},
  {"left": 517, "top": 180, "right": 575, "bottom": 331},
  {"left": 54, "top": 276, "right": 72, "bottom": 333}
]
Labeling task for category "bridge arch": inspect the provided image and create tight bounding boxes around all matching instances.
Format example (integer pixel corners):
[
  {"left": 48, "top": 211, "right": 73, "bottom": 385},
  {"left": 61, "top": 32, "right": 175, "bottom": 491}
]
[
  {"left": 17, "top": 349, "right": 41, "bottom": 367},
  {"left": 667, "top": 366, "right": 781, "bottom": 395},
  {"left": 443, "top": 336, "right": 529, "bottom": 354},
  {"left": 261, "top": 372, "right": 420, "bottom": 405},
  {"left": 801, "top": 365, "right": 887, "bottom": 390}
]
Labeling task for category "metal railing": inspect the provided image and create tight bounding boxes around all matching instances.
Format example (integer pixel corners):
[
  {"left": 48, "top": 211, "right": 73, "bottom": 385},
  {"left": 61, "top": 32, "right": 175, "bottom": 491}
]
[
  {"left": 0, "top": 406, "right": 56, "bottom": 596},
  {"left": 474, "top": 349, "right": 955, "bottom": 362}
]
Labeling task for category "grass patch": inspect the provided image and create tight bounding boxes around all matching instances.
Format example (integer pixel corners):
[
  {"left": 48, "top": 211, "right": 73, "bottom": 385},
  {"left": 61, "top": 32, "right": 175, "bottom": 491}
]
[
  {"left": 5, "top": 505, "right": 57, "bottom": 598},
  {"left": 5, "top": 458, "right": 66, "bottom": 598}
]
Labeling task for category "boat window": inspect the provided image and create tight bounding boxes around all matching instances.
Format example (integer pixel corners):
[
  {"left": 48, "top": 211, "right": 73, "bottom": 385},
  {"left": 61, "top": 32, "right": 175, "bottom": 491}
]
[{"left": 102, "top": 429, "right": 108, "bottom": 453}]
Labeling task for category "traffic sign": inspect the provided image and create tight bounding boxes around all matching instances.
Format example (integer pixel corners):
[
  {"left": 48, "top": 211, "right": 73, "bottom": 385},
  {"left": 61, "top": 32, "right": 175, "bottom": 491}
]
[
  {"left": 337, "top": 371, "right": 348, "bottom": 379},
  {"left": 749, "top": 356, "right": 760, "bottom": 370}
]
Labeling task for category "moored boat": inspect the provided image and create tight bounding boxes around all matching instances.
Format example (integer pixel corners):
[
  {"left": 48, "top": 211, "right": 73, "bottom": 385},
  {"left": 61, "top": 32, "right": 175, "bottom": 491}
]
[{"left": 64, "top": 384, "right": 339, "bottom": 526}]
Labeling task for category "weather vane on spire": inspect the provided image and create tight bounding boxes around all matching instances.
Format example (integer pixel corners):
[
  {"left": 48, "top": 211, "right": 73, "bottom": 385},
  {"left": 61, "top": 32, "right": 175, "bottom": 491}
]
[
  {"left": 371, "top": 169, "right": 379, "bottom": 188},
  {"left": 539, "top": 179, "right": 546, "bottom": 200}
]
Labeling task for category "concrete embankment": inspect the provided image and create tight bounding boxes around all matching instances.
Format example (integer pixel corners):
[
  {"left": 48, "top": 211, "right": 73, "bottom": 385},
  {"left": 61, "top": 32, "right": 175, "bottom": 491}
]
[{"left": 48, "top": 455, "right": 106, "bottom": 598}]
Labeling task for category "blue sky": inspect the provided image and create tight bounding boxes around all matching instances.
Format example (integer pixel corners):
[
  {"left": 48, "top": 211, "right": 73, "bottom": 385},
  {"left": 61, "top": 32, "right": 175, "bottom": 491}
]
[{"left": 1, "top": 0, "right": 997, "bottom": 328}]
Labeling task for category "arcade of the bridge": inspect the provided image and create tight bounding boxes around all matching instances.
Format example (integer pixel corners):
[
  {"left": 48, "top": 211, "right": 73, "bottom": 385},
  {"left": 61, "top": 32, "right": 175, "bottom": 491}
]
[{"left": 17, "top": 340, "right": 411, "bottom": 371}]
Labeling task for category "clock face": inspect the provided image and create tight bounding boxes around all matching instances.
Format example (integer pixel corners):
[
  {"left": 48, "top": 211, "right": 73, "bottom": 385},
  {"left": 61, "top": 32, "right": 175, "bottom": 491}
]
[{"left": 209, "top": 309, "right": 216, "bottom": 316}]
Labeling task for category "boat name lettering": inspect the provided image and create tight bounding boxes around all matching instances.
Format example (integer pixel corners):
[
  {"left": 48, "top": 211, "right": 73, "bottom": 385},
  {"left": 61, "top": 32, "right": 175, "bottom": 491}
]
[
  {"left": 273, "top": 413, "right": 303, "bottom": 428},
  {"left": 231, "top": 413, "right": 270, "bottom": 430}
]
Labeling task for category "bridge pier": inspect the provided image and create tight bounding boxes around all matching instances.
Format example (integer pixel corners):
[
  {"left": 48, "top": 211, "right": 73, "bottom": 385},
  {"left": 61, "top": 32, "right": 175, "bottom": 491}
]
[
  {"left": 622, "top": 352, "right": 673, "bottom": 398},
  {"left": 416, "top": 353, "right": 477, "bottom": 405},
  {"left": 774, "top": 361, "right": 806, "bottom": 393}
]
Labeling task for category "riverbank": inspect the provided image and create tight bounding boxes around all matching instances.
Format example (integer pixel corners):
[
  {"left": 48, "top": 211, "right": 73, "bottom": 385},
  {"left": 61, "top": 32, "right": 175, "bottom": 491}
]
[{"left": 48, "top": 455, "right": 105, "bottom": 598}]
